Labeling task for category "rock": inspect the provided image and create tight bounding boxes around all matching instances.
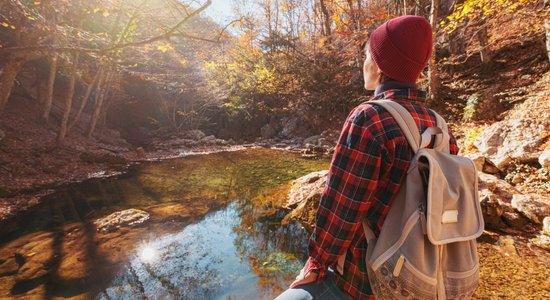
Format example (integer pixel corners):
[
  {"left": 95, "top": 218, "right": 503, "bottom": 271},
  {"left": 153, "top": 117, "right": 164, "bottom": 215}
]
[
  {"left": 478, "top": 173, "right": 517, "bottom": 201},
  {"left": 282, "top": 170, "right": 328, "bottom": 230},
  {"left": 279, "top": 117, "right": 299, "bottom": 138},
  {"left": 479, "top": 190, "right": 506, "bottom": 228},
  {"left": 495, "top": 236, "right": 518, "bottom": 257},
  {"left": 200, "top": 135, "right": 216, "bottom": 142},
  {"left": 544, "top": 217, "right": 550, "bottom": 234},
  {"left": 539, "top": 151, "right": 550, "bottom": 169},
  {"left": 477, "top": 173, "right": 521, "bottom": 229},
  {"left": 136, "top": 147, "right": 146, "bottom": 159},
  {"left": 182, "top": 129, "right": 206, "bottom": 140},
  {"left": 303, "top": 135, "right": 321, "bottom": 146},
  {"left": 466, "top": 153, "right": 500, "bottom": 174},
  {"left": 511, "top": 194, "right": 550, "bottom": 224},
  {"left": 261, "top": 123, "right": 278, "bottom": 139},
  {"left": 94, "top": 209, "right": 150, "bottom": 233},
  {"left": 285, "top": 170, "right": 328, "bottom": 208},
  {"left": 317, "top": 137, "right": 334, "bottom": 148},
  {"left": 474, "top": 117, "right": 549, "bottom": 169},
  {"left": 531, "top": 234, "right": 550, "bottom": 250},
  {"left": 501, "top": 211, "right": 530, "bottom": 229},
  {"left": 511, "top": 174, "right": 523, "bottom": 184}
]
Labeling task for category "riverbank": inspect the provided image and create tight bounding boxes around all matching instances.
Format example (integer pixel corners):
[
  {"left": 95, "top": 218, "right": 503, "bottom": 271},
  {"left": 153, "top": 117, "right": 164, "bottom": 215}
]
[{"left": 0, "top": 98, "right": 338, "bottom": 224}]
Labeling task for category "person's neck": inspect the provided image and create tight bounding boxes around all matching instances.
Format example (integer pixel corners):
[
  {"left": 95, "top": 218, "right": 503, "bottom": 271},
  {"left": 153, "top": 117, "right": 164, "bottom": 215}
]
[{"left": 374, "top": 80, "right": 418, "bottom": 96}]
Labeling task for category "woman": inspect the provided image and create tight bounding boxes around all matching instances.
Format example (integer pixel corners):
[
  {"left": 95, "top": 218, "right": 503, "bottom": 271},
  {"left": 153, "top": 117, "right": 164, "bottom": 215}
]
[{"left": 275, "top": 15, "right": 459, "bottom": 300}]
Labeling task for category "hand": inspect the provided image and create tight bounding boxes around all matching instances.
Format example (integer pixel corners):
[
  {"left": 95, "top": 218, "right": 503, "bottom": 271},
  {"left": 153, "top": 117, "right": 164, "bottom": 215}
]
[{"left": 289, "top": 268, "right": 318, "bottom": 288}]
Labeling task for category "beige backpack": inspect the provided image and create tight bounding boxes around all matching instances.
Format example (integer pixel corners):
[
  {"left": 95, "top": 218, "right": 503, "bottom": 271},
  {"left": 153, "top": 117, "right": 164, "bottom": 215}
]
[{"left": 337, "top": 100, "right": 484, "bottom": 300}]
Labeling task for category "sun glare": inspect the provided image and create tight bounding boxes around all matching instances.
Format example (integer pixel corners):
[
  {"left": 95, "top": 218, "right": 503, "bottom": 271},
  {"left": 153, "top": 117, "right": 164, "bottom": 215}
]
[{"left": 139, "top": 245, "right": 158, "bottom": 263}]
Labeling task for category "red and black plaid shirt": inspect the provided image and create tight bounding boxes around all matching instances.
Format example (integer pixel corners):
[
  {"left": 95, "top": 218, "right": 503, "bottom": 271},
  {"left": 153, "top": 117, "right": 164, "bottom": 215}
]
[{"left": 306, "top": 88, "right": 459, "bottom": 299}]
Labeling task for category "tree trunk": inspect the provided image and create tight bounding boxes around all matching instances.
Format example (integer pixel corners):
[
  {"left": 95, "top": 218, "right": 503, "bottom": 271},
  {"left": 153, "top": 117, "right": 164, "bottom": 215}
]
[
  {"left": 41, "top": 2, "right": 58, "bottom": 124},
  {"left": 68, "top": 66, "right": 103, "bottom": 133},
  {"left": 319, "top": 0, "right": 332, "bottom": 37},
  {"left": 57, "top": 53, "right": 80, "bottom": 144},
  {"left": 429, "top": 0, "right": 440, "bottom": 103},
  {"left": 41, "top": 52, "right": 58, "bottom": 124},
  {"left": 87, "top": 72, "right": 111, "bottom": 139},
  {"left": 0, "top": 57, "right": 26, "bottom": 113},
  {"left": 476, "top": 22, "right": 492, "bottom": 73}
]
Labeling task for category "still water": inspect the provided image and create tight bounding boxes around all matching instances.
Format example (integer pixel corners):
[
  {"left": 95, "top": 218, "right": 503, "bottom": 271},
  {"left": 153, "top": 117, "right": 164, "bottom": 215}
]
[{"left": 0, "top": 148, "right": 330, "bottom": 299}]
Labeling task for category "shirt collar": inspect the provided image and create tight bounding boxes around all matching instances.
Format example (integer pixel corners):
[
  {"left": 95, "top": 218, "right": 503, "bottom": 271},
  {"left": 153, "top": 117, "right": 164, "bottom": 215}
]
[{"left": 371, "top": 81, "right": 427, "bottom": 103}]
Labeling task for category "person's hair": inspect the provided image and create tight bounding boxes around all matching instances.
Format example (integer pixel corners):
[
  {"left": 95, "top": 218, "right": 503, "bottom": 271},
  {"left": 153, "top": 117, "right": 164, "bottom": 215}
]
[{"left": 364, "top": 41, "right": 396, "bottom": 84}]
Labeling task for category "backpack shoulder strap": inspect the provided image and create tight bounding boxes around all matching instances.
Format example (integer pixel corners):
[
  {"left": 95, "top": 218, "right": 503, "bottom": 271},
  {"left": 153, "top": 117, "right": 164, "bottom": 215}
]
[
  {"left": 429, "top": 110, "right": 451, "bottom": 153},
  {"left": 369, "top": 100, "right": 420, "bottom": 153}
]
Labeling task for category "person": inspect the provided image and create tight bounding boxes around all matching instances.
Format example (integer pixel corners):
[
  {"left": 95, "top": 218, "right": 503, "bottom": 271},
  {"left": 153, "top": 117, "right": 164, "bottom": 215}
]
[{"left": 275, "top": 15, "right": 459, "bottom": 300}]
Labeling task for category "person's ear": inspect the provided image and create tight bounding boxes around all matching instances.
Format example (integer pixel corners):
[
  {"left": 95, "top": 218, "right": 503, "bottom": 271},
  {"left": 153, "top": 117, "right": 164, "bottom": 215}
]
[{"left": 376, "top": 66, "right": 383, "bottom": 84}]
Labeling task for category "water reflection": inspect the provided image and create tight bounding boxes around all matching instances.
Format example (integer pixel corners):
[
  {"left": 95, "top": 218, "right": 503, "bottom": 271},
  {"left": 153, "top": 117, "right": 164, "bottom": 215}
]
[
  {"left": 98, "top": 203, "right": 307, "bottom": 300},
  {"left": 0, "top": 149, "right": 330, "bottom": 299}
]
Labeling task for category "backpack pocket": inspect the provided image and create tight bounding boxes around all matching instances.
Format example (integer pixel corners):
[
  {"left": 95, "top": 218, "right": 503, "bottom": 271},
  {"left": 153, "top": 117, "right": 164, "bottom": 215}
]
[
  {"left": 442, "top": 240, "right": 480, "bottom": 299},
  {"left": 367, "top": 251, "right": 438, "bottom": 300}
]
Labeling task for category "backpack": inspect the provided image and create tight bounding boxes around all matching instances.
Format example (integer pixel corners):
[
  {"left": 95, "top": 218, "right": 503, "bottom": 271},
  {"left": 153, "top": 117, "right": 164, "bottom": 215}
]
[{"left": 336, "top": 100, "right": 484, "bottom": 300}]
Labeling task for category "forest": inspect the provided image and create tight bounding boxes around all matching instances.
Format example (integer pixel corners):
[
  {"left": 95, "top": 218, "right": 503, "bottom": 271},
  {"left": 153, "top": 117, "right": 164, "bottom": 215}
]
[{"left": 0, "top": 0, "right": 549, "bottom": 299}]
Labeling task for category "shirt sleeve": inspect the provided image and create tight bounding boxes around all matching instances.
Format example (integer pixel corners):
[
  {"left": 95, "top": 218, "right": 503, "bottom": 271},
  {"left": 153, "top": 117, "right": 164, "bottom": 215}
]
[
  {"left": 448, "top": 128, "right": 460, "bottom": 155},
  {"left": 306, "top": 106, "right": 389, "bottom": 278}
]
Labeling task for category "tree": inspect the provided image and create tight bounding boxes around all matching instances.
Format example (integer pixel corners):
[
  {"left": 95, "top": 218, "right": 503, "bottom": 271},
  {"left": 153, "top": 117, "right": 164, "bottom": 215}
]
[{"left": 429, "top": 0, "right": 440, "bottom": 103}]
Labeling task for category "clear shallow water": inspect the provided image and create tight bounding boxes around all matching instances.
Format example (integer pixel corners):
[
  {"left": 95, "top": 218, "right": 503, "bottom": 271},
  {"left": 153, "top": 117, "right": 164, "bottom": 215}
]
[
  {"left": 98, "top": 203, "right": 307, "bottom": 300},
  {"left": 0, "top": 148, "right": 330, "bottom": 299}
]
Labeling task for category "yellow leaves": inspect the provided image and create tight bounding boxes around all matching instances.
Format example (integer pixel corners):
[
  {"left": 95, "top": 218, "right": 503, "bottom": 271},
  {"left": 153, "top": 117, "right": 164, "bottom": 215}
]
[
  {"left": 33, "top": 1, "right": 41, "bottom": 5},
  {"left": 93, "top": 8, "right": 100, "bottom": 13},
  {"left": 1, "top": 22, "right": 14, "bottom": 29},
  {"left": 157, "top": 44, "right": 174, "bottom": 53},
  {"left": 102, "top": 11, "right": 110, "bottom": 17},
  {"left": 27, "top": 252, "right": 36, "bottom": 257}
]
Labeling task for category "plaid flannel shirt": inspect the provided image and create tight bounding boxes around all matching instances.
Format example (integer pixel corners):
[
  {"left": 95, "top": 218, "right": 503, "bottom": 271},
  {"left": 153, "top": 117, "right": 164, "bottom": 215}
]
[{"left": 305, "top": 88, "right": 459, "bottom": 299}]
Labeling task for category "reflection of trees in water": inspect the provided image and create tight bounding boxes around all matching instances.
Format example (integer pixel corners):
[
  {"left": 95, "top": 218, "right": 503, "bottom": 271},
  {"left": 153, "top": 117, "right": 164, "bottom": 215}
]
[
  {"left": 232, "top": 198, "right": 309, "bottom": 294},
  {"left": 3, "top": 149, "right": 328, "bottom": 299}
]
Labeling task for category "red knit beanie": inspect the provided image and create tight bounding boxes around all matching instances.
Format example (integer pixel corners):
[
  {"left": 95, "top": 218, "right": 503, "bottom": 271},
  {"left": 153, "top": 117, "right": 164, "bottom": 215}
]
[{"left": 369, "top": 15, "right": 433, "bottom": 83}]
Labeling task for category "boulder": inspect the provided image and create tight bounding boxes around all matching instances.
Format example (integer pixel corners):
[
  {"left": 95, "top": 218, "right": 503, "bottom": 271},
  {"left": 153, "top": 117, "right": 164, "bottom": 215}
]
[
  {"left": 474, "top": 117, "right": 549, "bottom": 169},
  {"left": 282, "top": 170, "right": 328, "bottom": 230},
  {"left": 511, "top": 194, "right": 550, "bottom": 224},
  {"left": 285, "top": 170, "right": 328, "bottom": 209},
  {"left": 182, "top": 129, "right": 206, "bottom": 140},
  {"left": 94, "top": 209, "right": 150, "bottom": 233},
  {"left": 477, "top": 173, "right": 523, "bottom": 230},
  {"left": 303, "top": 135, "right": 321, "bottom": 146},
  {"left": 539, "top": 151, "right": 550, "bottom": 169}
]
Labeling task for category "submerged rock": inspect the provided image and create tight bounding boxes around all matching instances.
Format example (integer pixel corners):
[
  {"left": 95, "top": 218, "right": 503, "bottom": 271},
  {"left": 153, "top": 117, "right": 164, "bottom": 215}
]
[{"left": 94, "top": 209, "right": 150, "bottom": 233}]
